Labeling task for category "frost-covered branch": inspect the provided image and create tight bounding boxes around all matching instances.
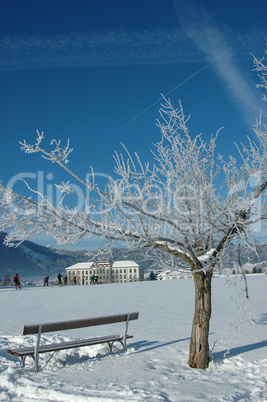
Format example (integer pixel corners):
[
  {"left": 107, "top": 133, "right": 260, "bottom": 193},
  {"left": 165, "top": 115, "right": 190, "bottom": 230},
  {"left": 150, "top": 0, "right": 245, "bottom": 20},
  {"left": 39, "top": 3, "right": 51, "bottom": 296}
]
[{"left": 252, "top": 48, "right": 267, "bottom": 102}]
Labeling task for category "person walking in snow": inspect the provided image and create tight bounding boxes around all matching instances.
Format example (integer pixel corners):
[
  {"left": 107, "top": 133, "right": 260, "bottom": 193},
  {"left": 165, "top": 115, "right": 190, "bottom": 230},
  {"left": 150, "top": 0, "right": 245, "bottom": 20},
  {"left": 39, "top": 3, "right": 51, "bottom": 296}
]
[
  {"left": 72, "top": 276, "right": 77, "bottom": 285},
  {"left": 43, "top": 275, "right": 49, "bottom": 286},
  {"left": 13, "top": 273, "right": 21, "bottom": 289},
  {"left": 57, "top": 273, "right": 64, "bottom": 286},
  {"left": 90, "top": 274, "right": 95, "bottom": 284},
  {"left": 63, "top": 275, "right": 68, "bottom": 286}
]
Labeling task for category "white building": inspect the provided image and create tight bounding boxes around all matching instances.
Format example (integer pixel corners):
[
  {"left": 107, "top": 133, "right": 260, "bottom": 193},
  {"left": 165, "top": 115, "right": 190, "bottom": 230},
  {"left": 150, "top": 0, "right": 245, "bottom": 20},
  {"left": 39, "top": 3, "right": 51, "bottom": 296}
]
[
  {"left": 65, "top": 260, "right": 144, "bottom": 285},
  {"left": 157, "top": 271, "right": 191, "bottom": 280}
]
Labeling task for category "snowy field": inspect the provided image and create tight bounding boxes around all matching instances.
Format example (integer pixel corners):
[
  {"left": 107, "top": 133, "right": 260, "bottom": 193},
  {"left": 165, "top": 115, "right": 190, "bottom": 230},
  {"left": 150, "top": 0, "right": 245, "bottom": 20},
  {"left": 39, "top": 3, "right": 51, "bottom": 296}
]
[{"left": 0, "top": 275, "right": 266, "bottom": 401}]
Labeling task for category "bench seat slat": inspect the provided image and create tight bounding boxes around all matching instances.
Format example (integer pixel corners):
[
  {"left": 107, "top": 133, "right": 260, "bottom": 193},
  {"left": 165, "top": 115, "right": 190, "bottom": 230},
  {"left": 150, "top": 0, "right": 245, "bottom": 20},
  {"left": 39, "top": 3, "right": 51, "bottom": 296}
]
[
  {"left": 7, "top": 334, "right": 133, "bottom": 357},
  {"left": 23, "top": 312, "right": 139, "bottom": 335}
]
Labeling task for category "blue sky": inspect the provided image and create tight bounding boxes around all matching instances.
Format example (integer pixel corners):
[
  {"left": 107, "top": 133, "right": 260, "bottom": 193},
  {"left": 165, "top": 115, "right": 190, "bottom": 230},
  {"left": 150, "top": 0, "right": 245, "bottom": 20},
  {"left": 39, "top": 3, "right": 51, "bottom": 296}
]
[{"left": 0, "top": 0, "right": 266, "bottom": 248}]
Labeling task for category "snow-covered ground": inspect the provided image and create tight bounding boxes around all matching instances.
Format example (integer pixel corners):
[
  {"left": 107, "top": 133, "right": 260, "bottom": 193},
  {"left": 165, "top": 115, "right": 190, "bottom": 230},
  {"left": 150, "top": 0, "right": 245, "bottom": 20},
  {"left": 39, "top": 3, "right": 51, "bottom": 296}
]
[{"left": 0, "top": 275, "right": 266, "bottom": 401}]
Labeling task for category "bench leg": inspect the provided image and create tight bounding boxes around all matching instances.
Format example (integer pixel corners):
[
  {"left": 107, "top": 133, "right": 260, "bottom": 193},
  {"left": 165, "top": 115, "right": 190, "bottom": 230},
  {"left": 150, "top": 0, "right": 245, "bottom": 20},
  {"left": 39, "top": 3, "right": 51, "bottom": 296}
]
[
  {"left": 34, "top": 324, "right": 43, "bottom": 373},
  {"left": 108, "top": 339, "right": 125, "bottom": 353},
  {"left": 122, "top": 314, "right": 130, "bottom": 351},
  {"left": 21, "top": 356, "right": 26, "bottom": 368},
  {"left": 34, "top": 355, "right": 39, "bottom": 373}
]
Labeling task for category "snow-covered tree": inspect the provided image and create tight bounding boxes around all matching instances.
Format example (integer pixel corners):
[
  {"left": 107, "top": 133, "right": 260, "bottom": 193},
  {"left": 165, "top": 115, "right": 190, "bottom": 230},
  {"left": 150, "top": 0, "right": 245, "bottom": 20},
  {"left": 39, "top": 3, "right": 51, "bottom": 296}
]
[
  {"left": 253, "top": 48, "right": 267, "bottom": 102},
  {"left": 0, "top": 52, "right": 266, "bottom": 369}
]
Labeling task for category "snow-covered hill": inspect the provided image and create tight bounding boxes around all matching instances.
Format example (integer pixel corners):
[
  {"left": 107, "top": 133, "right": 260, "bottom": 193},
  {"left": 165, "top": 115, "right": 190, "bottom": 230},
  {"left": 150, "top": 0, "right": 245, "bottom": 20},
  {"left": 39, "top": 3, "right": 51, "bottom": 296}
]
[{"left": 0, "top": 275, "right": 266, "bottom": 400}]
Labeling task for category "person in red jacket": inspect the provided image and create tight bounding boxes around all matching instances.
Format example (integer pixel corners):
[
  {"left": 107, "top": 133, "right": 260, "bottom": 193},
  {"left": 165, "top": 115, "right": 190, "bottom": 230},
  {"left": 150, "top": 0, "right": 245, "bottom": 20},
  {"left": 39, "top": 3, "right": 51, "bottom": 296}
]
[{"left": 13, "top": 273, "right": 21, "bottom": 289}]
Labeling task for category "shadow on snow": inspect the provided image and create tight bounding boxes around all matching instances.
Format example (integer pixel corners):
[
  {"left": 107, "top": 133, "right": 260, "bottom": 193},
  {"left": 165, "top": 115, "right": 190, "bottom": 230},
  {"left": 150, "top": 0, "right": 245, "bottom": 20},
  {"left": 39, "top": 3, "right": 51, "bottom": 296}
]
[
  {"left": 212, "top": 339, "right": 267, "bottom": 362},
  {"left": 130, "top": 337, "right": 191, "bottom": 354}
]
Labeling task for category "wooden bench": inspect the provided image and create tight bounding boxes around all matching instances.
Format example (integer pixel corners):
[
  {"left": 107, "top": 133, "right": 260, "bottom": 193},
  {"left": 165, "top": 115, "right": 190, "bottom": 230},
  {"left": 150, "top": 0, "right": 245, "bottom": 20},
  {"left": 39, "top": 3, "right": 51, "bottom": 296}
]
[{"left": 7, "top": 312, "right": 139, "bottom": 373}]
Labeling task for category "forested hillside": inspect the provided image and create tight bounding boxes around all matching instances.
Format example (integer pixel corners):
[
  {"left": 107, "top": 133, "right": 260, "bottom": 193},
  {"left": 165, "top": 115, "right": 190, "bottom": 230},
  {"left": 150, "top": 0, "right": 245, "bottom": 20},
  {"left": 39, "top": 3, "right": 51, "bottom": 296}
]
[{"left": 0, "top": 232, "right": 89, "bottom": 279}]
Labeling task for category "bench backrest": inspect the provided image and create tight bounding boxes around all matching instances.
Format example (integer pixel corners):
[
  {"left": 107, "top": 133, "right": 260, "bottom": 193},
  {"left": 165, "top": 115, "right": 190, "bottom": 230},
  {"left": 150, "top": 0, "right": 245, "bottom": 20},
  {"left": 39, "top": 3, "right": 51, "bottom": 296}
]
[{"left": 23, "top": 312, "right": 139, "bottom": 335}]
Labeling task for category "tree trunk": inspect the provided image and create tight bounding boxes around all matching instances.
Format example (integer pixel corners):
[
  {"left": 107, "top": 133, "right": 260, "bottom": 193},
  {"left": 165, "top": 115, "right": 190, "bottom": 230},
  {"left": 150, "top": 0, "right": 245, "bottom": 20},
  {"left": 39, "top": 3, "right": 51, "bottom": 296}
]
[{"left": 188, "top": 271, "right": 212, "bottom": 369}]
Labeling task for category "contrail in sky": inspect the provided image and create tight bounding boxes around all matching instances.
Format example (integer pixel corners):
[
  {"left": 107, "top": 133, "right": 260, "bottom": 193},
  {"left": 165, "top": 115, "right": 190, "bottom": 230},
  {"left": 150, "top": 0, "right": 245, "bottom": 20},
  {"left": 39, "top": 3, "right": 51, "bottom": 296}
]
[
  {"left": 116, "top": 2, "right": 265, "bottom": 133},
  {"left": 117, "top": 48, "right": 232, "bottom": 132},
  {"left": 173, "top": 0, "right": 263, "bottom": 128}
]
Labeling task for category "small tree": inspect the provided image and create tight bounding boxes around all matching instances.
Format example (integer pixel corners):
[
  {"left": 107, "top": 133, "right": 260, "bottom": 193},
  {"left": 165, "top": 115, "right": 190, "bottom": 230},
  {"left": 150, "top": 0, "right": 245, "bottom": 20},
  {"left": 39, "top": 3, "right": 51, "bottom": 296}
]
[
  {"left": 3, "top": 273, "right": 11, "bottom": 286},
  {"left": 0, "top": 52, "right": 266, "bottom": 369},
  {"left": 149, "top": 271, "right": 157, "bottom": 280},
  {"left": 252, "top": 266, "right": 258, "bottom": 273}
]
